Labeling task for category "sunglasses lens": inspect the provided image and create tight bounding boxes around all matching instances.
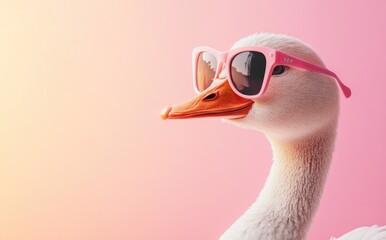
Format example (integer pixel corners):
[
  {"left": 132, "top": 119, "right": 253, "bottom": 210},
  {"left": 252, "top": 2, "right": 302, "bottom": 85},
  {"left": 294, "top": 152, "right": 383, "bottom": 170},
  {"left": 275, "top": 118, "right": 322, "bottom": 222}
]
[
  {"left": 196, "top": 51, "right": 217, "bottom": 92},
  {"left": 230, "top": 51, "right": 266, "bottom": 96}
]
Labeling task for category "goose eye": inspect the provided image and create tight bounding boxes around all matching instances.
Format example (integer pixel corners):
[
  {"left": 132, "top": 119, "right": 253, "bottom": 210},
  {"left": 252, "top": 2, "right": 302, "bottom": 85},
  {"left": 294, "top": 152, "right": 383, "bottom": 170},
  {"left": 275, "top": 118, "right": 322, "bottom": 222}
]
[{"left": 272, "top": 65, "right": 287, "bottom": 75}]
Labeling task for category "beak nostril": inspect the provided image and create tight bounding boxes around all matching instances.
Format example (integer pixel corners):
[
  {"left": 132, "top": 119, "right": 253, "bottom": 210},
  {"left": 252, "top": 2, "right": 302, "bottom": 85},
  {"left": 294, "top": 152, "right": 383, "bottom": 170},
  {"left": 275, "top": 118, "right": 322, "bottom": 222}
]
[{"left": 203, "top": 92, "right": 218, "bottom": 101}]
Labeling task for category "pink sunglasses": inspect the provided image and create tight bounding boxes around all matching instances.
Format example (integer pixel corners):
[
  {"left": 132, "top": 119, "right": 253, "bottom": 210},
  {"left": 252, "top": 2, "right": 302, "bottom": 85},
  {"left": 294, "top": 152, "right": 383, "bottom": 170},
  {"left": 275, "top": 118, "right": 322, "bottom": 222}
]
[{"left": 192, "top": 46, "right": 351, "bottom": 99}]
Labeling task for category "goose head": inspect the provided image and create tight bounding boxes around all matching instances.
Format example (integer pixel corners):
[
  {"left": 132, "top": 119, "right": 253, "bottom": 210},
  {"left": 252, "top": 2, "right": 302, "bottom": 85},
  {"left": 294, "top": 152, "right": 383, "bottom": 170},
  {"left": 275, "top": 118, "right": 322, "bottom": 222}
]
[{"left": 162, "top": 33, "right": 348, "bottom": 140}]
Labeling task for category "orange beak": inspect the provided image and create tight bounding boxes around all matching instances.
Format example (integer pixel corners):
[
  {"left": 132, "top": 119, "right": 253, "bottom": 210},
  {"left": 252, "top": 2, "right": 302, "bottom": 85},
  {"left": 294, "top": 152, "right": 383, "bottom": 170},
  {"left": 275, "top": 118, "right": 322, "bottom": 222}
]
[{"left": 161, "top": 80, "right": 253, "bottom": 120}]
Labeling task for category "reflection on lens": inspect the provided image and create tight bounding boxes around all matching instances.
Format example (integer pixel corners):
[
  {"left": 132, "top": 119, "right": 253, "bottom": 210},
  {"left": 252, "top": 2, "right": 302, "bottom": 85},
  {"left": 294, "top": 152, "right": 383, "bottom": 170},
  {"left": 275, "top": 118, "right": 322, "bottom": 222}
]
[
  {"left": 197, "top": 52, "right": 217, "bottom": 92},
  {"left": 230, "top": 51, "right": 266, "bottom": 96}
]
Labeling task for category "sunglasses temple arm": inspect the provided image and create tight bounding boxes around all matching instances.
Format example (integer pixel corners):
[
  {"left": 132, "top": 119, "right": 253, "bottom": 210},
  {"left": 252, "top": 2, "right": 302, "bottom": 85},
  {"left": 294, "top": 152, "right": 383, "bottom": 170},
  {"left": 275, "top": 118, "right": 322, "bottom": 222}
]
[
  {"left": 324, "top": 70, "right": 351, "bottom": 98},
  {"left": 276, "top": 52, "right": 352, "bottom": 98}
]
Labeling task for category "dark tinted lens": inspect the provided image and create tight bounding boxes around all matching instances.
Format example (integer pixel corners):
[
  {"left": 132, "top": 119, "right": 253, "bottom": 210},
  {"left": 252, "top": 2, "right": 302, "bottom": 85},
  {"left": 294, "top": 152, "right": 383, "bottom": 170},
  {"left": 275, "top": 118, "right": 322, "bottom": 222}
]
[
  {"left": 196, "top": 52, "right": 217, "bottom": 92},
  {"left": 230, "top": 51, "right": 266, "bottom": 96}
]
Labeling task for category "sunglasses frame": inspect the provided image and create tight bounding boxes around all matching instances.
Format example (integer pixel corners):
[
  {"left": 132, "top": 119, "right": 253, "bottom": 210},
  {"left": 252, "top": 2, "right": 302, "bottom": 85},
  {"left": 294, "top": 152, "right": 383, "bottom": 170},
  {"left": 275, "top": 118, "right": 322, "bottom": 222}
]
[{"left": 192, "top": 46, "right": 351, "bottom": 99}]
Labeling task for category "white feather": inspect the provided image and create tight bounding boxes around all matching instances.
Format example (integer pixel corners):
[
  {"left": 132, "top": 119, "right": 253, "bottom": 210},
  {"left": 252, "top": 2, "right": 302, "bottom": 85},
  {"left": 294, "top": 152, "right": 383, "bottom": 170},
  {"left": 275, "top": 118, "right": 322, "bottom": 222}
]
[{"left": 331, "top": 226, "right": 386, "bottom": 240}]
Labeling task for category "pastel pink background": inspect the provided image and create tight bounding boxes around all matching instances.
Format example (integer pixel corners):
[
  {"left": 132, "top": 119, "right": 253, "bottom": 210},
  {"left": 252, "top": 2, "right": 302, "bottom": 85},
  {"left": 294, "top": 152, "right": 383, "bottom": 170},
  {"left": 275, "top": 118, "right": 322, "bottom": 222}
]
[{"left": 0, "top": 0, "right": 385, "bottom": 239}]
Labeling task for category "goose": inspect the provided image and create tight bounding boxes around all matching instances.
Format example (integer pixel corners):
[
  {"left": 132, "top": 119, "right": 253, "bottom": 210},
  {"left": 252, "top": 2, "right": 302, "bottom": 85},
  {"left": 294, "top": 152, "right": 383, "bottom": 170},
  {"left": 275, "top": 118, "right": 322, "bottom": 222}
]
[{"left": 160, "top": 33, "right": 386, "bottom": 240}]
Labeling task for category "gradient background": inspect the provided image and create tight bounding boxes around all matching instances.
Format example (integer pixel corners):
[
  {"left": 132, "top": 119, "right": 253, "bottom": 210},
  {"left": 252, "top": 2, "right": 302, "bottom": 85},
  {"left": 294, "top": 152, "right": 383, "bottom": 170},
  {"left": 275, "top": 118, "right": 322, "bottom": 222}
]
[{"left": 1, "top": 0, "right": 385, "bottom": 239}]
